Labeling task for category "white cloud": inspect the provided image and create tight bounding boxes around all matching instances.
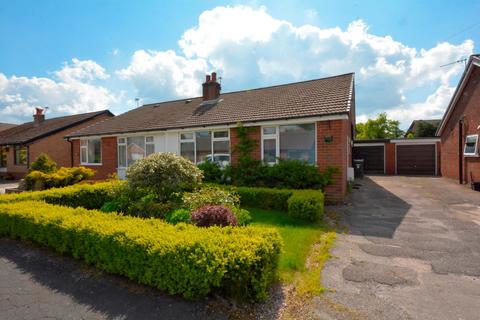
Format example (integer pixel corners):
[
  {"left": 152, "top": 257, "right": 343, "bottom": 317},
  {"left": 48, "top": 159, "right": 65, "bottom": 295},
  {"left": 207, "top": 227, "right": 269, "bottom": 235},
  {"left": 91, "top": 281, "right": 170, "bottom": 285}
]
[
  {"left": 0, "top": 59, "right": 117, "bottom": 123},
  {"left": 118, "top": 5, "right": 473, "bottom": 126}
]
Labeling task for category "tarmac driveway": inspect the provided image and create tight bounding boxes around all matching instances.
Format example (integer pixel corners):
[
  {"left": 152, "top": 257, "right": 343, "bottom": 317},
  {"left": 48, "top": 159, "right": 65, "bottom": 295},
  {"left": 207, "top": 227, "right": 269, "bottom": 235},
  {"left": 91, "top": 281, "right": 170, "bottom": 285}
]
[{"left": 316, "top": 176, "right": 480, "bottom": 320}]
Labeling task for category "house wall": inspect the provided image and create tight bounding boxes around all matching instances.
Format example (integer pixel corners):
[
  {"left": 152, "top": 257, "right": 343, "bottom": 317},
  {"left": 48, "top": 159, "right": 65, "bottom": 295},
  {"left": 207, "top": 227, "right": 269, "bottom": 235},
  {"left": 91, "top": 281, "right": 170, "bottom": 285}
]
[
  {"left": 317, "top": 119, "right": 349, "bottom": 202},
  {"left": 229, "top": 126, "right": 261, "bottom": 164},
  {"left": 3, "top": 147, "right": 28, "bottom": 178},
  {"left": 440, "top": 67, "right": 480, "bottom": 183},
  {"left": 72, "top": 136, "right": 117, "bottom": 180}
]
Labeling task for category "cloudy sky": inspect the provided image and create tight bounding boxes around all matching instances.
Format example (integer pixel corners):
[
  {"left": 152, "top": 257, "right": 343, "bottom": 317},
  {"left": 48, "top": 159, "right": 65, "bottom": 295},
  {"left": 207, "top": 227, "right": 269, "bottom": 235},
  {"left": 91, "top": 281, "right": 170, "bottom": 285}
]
[{"left": 1, "top": 0, "right": 478, "bottom": 128}]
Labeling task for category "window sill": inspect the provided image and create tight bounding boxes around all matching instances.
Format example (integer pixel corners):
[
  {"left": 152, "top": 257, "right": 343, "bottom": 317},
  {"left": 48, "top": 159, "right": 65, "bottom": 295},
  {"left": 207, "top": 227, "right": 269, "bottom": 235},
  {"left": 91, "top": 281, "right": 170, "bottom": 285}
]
[
  {"left": 80, "top": 163, "right": 103, "bottom": 166},
  {"left": 464, "top": 154, "right": 479, "bottom": 157}
]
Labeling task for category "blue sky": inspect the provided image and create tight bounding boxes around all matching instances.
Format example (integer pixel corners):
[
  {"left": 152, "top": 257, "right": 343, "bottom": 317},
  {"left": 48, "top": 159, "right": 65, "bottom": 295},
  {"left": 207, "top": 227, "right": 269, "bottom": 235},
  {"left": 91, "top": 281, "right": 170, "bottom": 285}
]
[{"left": 1, "top": 0, "right": 478, "bottom": 128}]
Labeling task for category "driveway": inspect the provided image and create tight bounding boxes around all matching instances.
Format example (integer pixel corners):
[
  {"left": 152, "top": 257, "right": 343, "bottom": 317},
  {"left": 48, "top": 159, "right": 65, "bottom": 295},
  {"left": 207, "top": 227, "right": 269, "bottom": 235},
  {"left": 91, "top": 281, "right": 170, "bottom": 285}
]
[
  {"left": 0, "top": 180, "right": 19, "bottom": 194},
  {"left": 316, "top": 176, "right": 480, "bottom": 320}
]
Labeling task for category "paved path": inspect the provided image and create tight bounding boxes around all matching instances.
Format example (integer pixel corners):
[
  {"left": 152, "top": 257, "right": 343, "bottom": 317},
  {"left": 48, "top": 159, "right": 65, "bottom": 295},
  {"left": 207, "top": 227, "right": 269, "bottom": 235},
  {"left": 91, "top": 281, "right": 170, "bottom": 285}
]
[
  {"left": 0, "top": 181, "right": 19, "bottom": 194},
  {"left": 316, "top": 176, "right": 480, "bottom": 320}
]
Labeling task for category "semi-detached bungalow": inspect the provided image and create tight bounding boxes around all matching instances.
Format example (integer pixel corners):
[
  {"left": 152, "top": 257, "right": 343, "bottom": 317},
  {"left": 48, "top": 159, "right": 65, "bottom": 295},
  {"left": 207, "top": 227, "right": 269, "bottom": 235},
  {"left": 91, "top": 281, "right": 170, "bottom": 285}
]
[
  {"left": 66, "top": 72, "right": 356, "bottom": 201},
  {"left": 0, "top": 109, "right": 113, "bottom": 179}
]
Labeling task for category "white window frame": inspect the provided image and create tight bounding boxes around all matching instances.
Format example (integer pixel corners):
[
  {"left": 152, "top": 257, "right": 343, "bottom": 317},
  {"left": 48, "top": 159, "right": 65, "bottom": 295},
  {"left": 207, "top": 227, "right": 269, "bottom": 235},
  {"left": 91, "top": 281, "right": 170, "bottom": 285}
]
[
  {"left": 464, "top": 134, "right": 479, "bottom": 157},
  {"left": 261, "top": 126, "right": 279, "bottom": 165},
  {"left": 117, "top": 136, "right": 155, "bottom": 168},
  {"left": 80, "top": 139, "right": 102, "bottom": 165},
  {"left": 261, "top": 123, "right": 317, "bottom": 165},
  {"left": 179, "top": 129, "right": 230, "bottom": 164}
]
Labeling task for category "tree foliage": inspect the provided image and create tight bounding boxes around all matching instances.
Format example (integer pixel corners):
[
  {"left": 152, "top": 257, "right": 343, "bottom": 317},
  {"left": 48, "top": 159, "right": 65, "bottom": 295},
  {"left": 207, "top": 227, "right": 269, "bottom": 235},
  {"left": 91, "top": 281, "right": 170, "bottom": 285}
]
[
  {"left": 412, "top": 121, "right": 438, "bottom": 138},
  {"left": 356, "top": 113, "right": 404, "bottom": 139}
]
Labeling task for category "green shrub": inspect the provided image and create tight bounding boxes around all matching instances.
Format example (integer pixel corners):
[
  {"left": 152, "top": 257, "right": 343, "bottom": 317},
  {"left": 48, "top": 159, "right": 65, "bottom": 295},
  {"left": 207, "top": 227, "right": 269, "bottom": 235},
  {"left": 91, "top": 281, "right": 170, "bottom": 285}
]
[
  {"left": 0, "top": 181, "right": 117, "bottom": 209},
  {"left": 29, "top": 153, "right": 57, "bottom": 173},
  {"left": 0, "top": 200, "right": 281, "bottom": 301},
  {"left": 197, "top": 161, "right": 224, "bottom": 184},
  {"left": 234, "top": 186, "right": 294, "bottom": 211},
  {"left": 287, "top": 190, "right": 325, "bottom": 221},
  {"left": 182, "top": 186, "right": 240, "bottom": 211},
  {"left": 126, "top": 152, "right": 203, "bottom": 200},
  {"left": 232, "top": 208, "right": 252, "bottom": 226},
  {"left": 24, "top": 166, "right": 95, "bottom": 190},
  {"left": 165, "top": 208, "right": 191, "bottom": 225}
]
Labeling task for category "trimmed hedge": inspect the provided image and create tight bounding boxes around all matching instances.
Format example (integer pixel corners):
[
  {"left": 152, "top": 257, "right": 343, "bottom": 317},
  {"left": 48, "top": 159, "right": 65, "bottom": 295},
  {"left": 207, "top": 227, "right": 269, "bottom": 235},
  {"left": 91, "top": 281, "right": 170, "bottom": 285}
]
[
  {"left": 223, "top": 186, "right": 324, "bottom": 222},
  {"left": 0, "top": 200, "right": 281, "bottom": 301},
  {"left": 0, "top": 182, "right": 118, "bottom": 209}
]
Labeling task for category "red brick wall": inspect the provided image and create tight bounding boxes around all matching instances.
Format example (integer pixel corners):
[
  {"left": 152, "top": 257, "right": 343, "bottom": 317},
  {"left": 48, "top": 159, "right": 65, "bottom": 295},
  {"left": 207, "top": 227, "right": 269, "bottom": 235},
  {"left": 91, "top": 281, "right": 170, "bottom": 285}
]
[
  {"left": 317, "top": 119, "right": 349, "bottom": 202},
  {"left": 229, "top": 126, "right": 261, "bottom": 164},
  {"left": 440, "top": 67, "right": 480, "bottom": 183},
  {"left": 72, "top": 136, "right": 117, "bottom": 180},
  {"left": 385, "top": 142, "right": 395, "bottom": 174}
]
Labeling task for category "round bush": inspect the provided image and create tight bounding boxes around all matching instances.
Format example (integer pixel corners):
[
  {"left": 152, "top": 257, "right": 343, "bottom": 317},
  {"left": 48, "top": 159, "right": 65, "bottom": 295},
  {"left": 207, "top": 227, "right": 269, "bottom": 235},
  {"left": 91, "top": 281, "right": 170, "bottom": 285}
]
[
  {"left": 191, "top": 205, "right": 238, "bottom": 227},
  {"left": 126, "top": 152, "right": 203, "bottom": 199}
]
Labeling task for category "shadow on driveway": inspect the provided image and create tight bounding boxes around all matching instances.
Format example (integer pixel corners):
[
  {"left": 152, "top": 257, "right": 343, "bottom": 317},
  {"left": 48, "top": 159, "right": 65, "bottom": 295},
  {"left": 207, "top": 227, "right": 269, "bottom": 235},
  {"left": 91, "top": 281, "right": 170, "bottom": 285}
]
[{"left": 345, "top": 177, "right": 411, "bottom": 238}]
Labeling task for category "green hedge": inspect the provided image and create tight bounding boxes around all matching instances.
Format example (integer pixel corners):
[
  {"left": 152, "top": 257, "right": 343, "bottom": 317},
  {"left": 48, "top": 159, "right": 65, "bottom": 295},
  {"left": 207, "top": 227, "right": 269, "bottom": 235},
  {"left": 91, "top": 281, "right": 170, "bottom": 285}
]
[
  {"left": 222, "top": 185, "right": 324, "bottom": 222},
  {"left": 0, "top": 200, "right": 281, "bottom": 301},
  {"left": 0, "top": 182, "right": 118, "bottom": 209}
]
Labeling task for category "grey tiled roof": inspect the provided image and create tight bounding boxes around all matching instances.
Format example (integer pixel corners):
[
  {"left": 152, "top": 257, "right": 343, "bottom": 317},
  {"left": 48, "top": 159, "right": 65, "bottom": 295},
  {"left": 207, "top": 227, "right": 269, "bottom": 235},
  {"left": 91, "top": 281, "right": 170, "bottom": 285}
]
[{"left": 68, "top": 73, "right": 354, "bottom": 138}]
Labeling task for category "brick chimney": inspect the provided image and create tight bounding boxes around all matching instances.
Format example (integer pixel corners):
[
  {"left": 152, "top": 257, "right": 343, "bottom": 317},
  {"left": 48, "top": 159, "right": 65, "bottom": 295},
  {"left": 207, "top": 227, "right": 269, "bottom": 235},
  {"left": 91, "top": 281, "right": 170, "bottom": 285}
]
[
  {"left": 202, "top": 72, "right": 221, "bottom": 101},
  {"left": 33, "top": 107, "right": 45, "bottom": 126}
]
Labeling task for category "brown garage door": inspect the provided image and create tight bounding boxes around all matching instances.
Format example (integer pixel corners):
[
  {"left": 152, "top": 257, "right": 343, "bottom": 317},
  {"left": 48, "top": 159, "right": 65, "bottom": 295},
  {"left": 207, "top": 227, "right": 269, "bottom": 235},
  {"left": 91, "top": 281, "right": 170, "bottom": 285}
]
[
  {"left": 353, "top": 146, "right": 384, "bottom": 174},
  {"left": 397, "top": 144, "right": 436, "bottom": 175}
]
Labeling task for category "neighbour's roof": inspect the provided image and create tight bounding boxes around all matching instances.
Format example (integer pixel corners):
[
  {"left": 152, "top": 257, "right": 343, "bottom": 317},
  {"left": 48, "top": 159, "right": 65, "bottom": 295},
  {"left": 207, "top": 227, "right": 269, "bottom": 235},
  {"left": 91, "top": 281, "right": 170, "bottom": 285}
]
[
  {"left": 437, "top": 54, "right": 480, "bottom": 135},
  {"left": 67, "top": 73, "right": 354, "bottom": 138},
  {"left": 405, "top": 119, "right": 441, "bottom": 136},
  {"left": 0, "top": 110, "right": 113, "bottom": 145},
  {"left": 0, "top": 123, "right": 16, "bottom": 132}
]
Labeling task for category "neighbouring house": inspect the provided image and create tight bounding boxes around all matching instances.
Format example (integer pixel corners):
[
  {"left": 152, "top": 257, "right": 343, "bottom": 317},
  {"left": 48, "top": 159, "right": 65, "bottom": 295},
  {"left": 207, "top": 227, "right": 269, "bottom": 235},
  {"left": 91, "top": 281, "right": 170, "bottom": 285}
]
[
  {"left": 0, "top": 109, "right": 113, "bottom": 179},
  {"left": 0, "top": 123, "right": 17, "bottom": 133},
  {"left": 404, "top": 119, "right": 441, "bottom": 138},
  {"left": 353, "top": 138, "right": 441, "bottom": 175},
  {"left": 437, "top": 54, "right": 480, "bottom": 185},
  {"left": 66, "top": 72, "right": 356, "bottom": 201}
]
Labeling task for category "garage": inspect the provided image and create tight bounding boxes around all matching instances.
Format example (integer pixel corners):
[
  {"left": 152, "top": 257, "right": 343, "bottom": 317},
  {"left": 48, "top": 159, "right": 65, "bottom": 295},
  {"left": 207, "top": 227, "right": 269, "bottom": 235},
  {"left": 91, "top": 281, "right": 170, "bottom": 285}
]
[
  {"left": 396, "top": 143, "right": 436, "bottom": 175},
  {"left": 353, "top": 144, "right": 385, "bottom": 174}
]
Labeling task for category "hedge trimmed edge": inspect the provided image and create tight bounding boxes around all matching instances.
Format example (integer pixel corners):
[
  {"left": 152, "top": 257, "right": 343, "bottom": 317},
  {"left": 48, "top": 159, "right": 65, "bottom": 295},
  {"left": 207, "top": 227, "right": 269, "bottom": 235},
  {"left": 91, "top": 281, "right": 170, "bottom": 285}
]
[{"left": 0, "top": 200, "right": 281, "bottom": 301}]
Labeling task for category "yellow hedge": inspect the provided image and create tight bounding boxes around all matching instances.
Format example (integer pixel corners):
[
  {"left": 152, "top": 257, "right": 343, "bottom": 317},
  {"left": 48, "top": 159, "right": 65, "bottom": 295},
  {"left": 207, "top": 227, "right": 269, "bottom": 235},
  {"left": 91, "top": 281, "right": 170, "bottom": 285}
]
[{"left": 0, "top": 200, "right": 282, "bottom": 301}]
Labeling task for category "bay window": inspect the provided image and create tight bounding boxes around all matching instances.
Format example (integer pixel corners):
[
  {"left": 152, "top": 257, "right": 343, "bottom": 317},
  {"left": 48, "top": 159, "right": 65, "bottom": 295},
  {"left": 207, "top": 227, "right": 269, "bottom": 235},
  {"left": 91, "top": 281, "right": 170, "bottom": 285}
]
[
  {"left": 118, "top": 136, "right": 155, "bottom": 168},
  {"left": 80, "top": 139, "right": 101, "bottom": 164},
  {"left": 262, "top": 123, "right": 316, "bottom": 164},
  {"left": 180, "top": 130, "right": 230, "bottom": 166}
]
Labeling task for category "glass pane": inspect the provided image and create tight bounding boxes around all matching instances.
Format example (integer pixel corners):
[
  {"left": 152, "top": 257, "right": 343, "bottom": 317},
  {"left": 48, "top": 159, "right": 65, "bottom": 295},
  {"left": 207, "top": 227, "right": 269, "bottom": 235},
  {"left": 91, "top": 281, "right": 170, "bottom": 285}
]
[
  {"left": 80, "top": 140, "right": 87, "bottom": 146},
  {"left": 263, "top": 127, "right": 276, "bottom": 135},
  {"left": 0, "top": 147, "right": 6, "bottom": 167},
  {"left": 15, "top": 147, "right": 27, "bottom": 165},
  {"left": 118, "top": 145, "right": 127, "bottom": 167},
  {"left": 263, "top": 139, "right": 276, "bottom": 163},
  {"left": 180, "top": 142, "right": 195, "bottom": 162},
  {"left": 146, "top": 136, "right": 154, "bottom": 143},
  {"left": 465, "top": 136, "right": 477, "bottom": 154},
  {"left": 180, "top": 133, "right": 193, "bottom": 140},
  {"left": 127, "top": 136, "right": 145, "bottom": 166},
  {"left": 146, "top": 143, "right": 155, "bottom": 156},
  {"left": 213, "top": 131, "right": 228, "bottom": 139},
  {"left": 212, "top": 140, "right": 230, "bottom": 167},
  {"left": 196, "top": 131, "right": 212, "bottom": 164},
  {"left": 80, "top": 148, "right": 87, "bottom": 163},
  {"left": 88, "top": 139, "right": 102, "bottom": 164},
  {"left": 280, "top": 124, "right": 315, "bottom": 164},
  {"left": 118, "top": 138, "right": 126, "bottom": 144}
]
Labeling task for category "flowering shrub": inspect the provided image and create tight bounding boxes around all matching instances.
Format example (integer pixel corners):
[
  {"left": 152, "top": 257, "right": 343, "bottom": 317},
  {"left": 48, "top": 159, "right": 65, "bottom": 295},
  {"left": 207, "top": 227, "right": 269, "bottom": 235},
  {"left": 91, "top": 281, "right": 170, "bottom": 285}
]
[
  {"left": 126, "top": 152, "right": 203, "bottom": 200},
  {"left": 191, "top": 205, "right": 238, "bottom": 227},
  {"left": 182, "top": 186, "right": 240, "bottom": 211}
]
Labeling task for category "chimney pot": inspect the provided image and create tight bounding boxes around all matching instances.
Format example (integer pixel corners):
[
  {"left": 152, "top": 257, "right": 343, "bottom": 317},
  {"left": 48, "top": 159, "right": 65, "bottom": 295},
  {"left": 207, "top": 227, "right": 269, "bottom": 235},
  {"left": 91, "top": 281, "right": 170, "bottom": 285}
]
[
  {"left": 206, "top": 75, "right": 211, "bottom": 83},
  {"left": 211, "top": 72, "right": 217, "bottom": 82},
  {"left": 33, "top": 107, "right": 45, "bottom": 125},
  {"left": 202, "top": 72, "right": 221, "bottom": 101}
]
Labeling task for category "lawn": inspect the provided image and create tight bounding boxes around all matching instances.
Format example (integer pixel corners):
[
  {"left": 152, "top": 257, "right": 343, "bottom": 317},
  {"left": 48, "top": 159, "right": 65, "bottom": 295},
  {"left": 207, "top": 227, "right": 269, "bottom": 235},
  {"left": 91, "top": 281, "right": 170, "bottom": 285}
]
[{"left": 249, "top": 207, "right": 335, "bottom": 293}]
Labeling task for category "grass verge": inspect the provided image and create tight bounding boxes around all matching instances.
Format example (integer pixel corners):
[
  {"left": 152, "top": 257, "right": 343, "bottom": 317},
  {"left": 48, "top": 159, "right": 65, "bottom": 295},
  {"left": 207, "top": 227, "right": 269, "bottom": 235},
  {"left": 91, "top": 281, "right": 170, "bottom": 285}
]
[{"left": 249, "top": 208, "right": 336, "bottom": 295}]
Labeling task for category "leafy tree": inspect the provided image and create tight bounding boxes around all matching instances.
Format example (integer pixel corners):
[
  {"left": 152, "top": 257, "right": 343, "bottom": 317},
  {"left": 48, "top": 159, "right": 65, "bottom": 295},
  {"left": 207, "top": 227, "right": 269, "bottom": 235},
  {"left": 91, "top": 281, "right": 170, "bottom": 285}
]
[
  {"left": 356, "top": 113, "right": 404, "bottom": 139},
  {"left": 413, "top": 121, "right": 438, "bottom": 137}
]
